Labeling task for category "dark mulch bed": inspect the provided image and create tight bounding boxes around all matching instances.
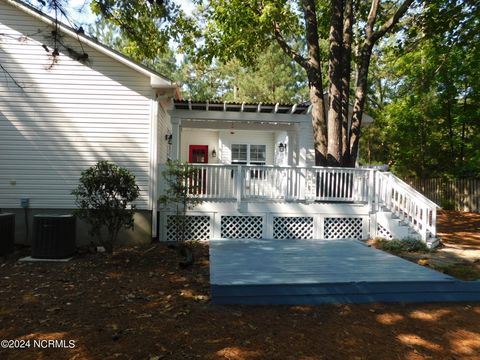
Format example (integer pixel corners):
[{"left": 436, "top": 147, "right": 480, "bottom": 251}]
[{"left": 1, "top": 211, "right": 480, "bottom": 359}]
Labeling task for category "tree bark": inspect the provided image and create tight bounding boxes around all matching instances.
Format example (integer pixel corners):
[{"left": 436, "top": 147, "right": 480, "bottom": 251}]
[
  {"left": 349, "top": 45, "right": 373, "bottom": 167},
  {"left": 349, "top": 0, "right": 414, "bottom": 167},
  {"left": 341, "top": 0, "right": 353, "bottom": 166},
  {"left": 301, "top": 0, "right": 327, "bottom": 165},
  {"left": 327, "top": 0, "right": 344, "bottom": 166},
  {"left": 273, "top": 1, "right": 327, "bottom": 165},
  {"left": 460, "top": 81, "right": 468, "bottom": 165}
]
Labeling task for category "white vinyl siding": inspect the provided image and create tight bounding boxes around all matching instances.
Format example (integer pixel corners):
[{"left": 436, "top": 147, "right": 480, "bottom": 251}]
[
  {"left": 157, "top": 102, "right": 172, "bottom": 164},
  {"left": 0, "top": 1, "right": 155, "bottom": 209}
]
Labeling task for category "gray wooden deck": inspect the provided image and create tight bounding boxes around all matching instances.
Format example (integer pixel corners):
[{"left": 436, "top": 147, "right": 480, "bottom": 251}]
[{"left": 209, "top": 239, "right": 480, "bottom": 304}]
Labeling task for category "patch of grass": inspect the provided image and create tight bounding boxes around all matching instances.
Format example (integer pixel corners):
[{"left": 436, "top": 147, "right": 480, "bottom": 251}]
[
  {"left": 431, "top": 263, "right": 480, "bottom": 281},
  {"left": 374, "top": 239, "right": 430, "bottom": 254}
]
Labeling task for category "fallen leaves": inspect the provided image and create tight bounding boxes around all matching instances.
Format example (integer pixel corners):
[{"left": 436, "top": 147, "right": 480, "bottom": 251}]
[{"left": 1, "top": 239, "right": 480, "bottom": 360}]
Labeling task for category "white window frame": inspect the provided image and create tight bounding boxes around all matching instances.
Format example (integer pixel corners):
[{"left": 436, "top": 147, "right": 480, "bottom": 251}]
[{"left": 231, "top": 144, "right": 266, "bottom": 165}]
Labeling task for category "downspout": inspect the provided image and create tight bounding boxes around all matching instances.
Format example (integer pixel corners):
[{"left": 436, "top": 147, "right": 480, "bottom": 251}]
[{"left": 149, "top": 91, "right": 159, "bottom": 241}]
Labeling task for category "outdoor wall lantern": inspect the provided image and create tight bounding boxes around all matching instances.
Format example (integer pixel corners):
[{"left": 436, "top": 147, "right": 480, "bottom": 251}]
[
  {"left": 278, "top": 143, "right": 287, "bottom": 153},
  {"left": 212, "top": 148, "right": 217, "bottom": 158},
  {"left": 165, "top": 133, "right": 173, "bottom": 145}
]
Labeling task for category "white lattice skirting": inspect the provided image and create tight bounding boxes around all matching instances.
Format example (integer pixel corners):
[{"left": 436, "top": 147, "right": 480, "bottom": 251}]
[
  {"left": 221, "top": 216, "right": 263, "bottom": 239},
  {"left": 376, "top": 223, "right": 394, "bottom": 240},
  {"left": 324, "top": 217, "right": 363, "bottom": 240},
  {"left": 273, "top": 217, "right": 314, "bottom": 240},
  {"left": 166, "top": 215, "right": 211, "bottom": 241},
  {"left": 161, "top": 212, "right": 368, "bottom": 241}
]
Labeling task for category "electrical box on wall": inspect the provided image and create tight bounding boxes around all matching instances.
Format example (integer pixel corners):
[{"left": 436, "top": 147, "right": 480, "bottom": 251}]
[{"left": 20, "top": 198, "right": 29, "bottom": 208}]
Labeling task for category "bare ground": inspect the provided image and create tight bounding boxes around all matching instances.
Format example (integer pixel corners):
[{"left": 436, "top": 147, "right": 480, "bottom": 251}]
[{"left": 0, "top": 210, "right": 479, "bottom": 360}]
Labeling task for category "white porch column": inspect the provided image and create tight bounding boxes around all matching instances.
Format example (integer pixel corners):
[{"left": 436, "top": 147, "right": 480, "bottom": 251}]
[
  {"left": 297, "top": 121, "right": 315, "bottom": 167},
  {"left": 287, "top": 130, "right": 296, "bottom": 166},
  {"left": 171, "top": 117, "right": 181, "bottom": 161}
]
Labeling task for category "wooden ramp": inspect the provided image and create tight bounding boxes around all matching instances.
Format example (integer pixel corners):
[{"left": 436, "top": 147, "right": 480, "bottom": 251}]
[{"left": 209, "top": 239, "right": 480, "bottom": 304}]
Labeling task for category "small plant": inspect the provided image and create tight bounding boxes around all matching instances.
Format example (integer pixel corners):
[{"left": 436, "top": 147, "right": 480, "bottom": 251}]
[
  {"left": 72, "top": 161, "right": 140, "bottom": 254},
  {"left": 375, "top": 238, "right": 430, "bottom": 254},
  {"left": 159, "top": 160, "right": 203, "bottom": 267}
]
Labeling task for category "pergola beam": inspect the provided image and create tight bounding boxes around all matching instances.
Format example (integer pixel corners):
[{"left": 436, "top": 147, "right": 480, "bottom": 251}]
[{"left": 172, "top": 109, "right": 309, "bottom": 123}]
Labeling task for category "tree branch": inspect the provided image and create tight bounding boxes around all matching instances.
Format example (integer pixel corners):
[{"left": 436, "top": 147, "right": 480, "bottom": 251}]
[
  {"left": 366, "top": 0, "right": 380, "bottom": 41},
  {"left": 273, "top": 23, "right": 310, "bottom": 71},
  {"left": 372, "top": 0, "right": 415, "bottom": 43}
]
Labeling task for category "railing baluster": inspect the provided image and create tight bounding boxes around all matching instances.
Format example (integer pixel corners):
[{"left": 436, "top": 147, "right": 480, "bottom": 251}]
[{"left": 163, "top": 164, "right": 436, "bottom": 240}]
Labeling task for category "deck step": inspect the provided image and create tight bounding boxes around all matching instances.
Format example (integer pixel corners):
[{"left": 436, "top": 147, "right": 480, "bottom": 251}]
[{"left": 212, "top": 281, "right": 480, "bottom": 305}]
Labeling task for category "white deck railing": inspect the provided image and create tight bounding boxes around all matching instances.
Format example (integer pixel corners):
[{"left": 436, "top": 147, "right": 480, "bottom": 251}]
[
  {"left": 159, "top": 164, "right": 373, "bottom": 203},
  {"left": 158, "top": 164, "right": 438, "bottom": 241},
  {"left": 376, "top": 172, "right": 438, "bottom": 239}
]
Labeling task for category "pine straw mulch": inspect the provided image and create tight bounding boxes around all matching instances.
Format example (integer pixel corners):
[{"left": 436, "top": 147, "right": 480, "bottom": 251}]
[{"left": 0, "top": 210, "right": 479, "bottom": 360}]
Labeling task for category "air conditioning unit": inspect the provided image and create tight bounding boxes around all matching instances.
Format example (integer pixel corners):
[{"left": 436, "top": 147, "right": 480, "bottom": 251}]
[
  {"left": 0, "top": 213, "right": 15, "bottom": 255},
  {"left": 32, "top": 215, "right": 76, "bottom": 259}
]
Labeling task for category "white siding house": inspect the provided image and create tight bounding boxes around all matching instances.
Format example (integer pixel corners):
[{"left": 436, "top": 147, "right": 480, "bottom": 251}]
[
  {"left": 0, "top": 0, "right": 176, "bottom": 244},
  {"left": 1, "top": 1, "right": 438, "bottom": 248}
]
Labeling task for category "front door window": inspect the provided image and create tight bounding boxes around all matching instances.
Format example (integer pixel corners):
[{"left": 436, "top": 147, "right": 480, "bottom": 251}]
[{"left": 189, "top": 145, "right": 209, "bottom": 163}]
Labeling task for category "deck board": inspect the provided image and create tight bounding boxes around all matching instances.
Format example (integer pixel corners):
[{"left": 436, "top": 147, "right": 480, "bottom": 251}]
[
  {"left": 210, "top": 239, "right": 452, "bottom": 285},
  {"left": 209, "top": 239, "right": 480, "bottom": 304}
]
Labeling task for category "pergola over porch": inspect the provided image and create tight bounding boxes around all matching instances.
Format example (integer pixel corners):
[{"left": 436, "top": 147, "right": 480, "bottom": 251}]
[{"left": 167, "top": 99, "right": 373, "bottom": 167}]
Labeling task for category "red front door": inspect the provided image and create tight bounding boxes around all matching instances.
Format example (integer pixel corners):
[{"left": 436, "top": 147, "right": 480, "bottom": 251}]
[
  {"left": 189, "top": 145, "right": 209, "bottom": 163},
  {"left": 188, "top": 145, "right": 208, "bottom": 194}
]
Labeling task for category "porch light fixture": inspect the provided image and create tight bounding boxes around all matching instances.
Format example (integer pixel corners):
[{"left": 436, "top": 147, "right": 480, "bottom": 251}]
[
  {"left": 165, "top": 133, "right": 173, "bottom": 145},
  {"left": 212, "top": 148, "right": 217, "bottom": 158},
  {"left": 278, "top": 143, "right": 287, "bottom": 153}
]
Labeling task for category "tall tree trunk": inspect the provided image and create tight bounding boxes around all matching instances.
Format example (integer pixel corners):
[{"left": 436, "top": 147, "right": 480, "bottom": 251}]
[
  {"left": 302, "top": 0, "right": 327, "bottom": 165},
  {"left": 327, "top": 0, "right": 344, "bottom": 166},
  {"left": 341, "top": 0, "right": 353, "bottom": 166},
  {"left": 460, "top": 81, "right": 468, "bottom": 166},
  {"left": 349, "top": 0, "right": 414, "bottom": 167},
  {"left": 349, "top": 44, "right": 373, "bottom": 167},
  {"left": 275, "top": 0, "right": 327, "bottom": 165}
]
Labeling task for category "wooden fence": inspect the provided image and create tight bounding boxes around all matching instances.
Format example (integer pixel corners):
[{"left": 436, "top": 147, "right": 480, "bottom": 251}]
[{"left": 405, "top": 178, "right": 480, "bottom": 212}]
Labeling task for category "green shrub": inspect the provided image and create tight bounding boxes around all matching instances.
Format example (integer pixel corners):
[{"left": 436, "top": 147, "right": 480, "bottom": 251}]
[
  {"left": 72, "top": 161, "right": 140, "bottom": 253},
  {"left": 375, "top": 239, "right": 430, "bottom": 253},
  {"left": 440, "top": 198, "right": 455, "bottom": 210}
]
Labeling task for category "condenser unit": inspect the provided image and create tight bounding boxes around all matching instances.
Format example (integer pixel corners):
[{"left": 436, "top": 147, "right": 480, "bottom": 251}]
[
  {"left": 32, "top": 215, "right": 76, "bottom": 259},
  {"left": 0, "top": 213, "right": 15, "bottom": 255}
]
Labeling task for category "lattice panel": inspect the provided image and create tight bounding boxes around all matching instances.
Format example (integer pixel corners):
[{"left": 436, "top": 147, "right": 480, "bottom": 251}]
[
  {"left": 273, "top": 217, "right": 314, "bottom": 240},
  {"left": 324, "top": 217, "right": 363, "bottom": 240},
  {"left": 377, "top": 224, "right": 394, "bottom": 240},
  {"left": 221, "top": 216, "right": 263, "bottom": 239},
  {"left": 166, "top": 215, "right": 210, "bottom": 241}
]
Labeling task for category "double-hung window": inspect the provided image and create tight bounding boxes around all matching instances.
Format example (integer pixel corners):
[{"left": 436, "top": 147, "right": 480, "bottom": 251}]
[
  {"left": 231, "top": 144, "right": 266, "bottom": 179},
  {"left": 231, "top": 144, "right": 248, "bottom": 165}
]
